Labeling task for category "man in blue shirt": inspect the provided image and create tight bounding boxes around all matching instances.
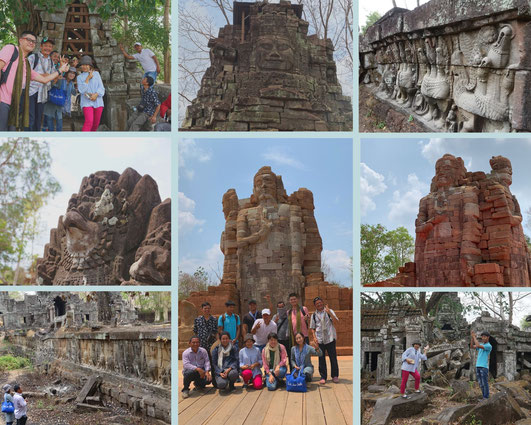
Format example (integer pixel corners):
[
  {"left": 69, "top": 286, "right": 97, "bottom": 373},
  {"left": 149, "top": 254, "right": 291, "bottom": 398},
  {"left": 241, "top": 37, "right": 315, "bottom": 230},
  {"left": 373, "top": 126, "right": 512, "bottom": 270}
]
[
  {"left": 471, "top": 330, "right": 492, "bottom": 399},
  {"left": 218, "top": 300, "right": 241, "bottom": 349}
]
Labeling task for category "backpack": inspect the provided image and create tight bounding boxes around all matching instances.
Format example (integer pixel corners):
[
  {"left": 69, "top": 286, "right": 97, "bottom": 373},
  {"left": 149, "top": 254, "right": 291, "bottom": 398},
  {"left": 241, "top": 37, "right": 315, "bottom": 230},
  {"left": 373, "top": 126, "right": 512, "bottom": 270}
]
[
  {"left": 29, "top": 52, "right": 40, "bottom": 70},
  {"left": 312, "top": 311, "right": 332, "bottom": 325},
  {"left": 0, "top": 44, "right": 19, "bottom": 87}
]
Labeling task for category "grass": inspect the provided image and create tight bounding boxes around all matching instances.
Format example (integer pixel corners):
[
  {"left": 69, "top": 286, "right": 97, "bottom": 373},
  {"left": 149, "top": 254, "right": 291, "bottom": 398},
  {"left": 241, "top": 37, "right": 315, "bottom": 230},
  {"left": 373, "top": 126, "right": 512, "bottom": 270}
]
[{"left": 0, "top": 355, "right": 31, "bottom": 371}]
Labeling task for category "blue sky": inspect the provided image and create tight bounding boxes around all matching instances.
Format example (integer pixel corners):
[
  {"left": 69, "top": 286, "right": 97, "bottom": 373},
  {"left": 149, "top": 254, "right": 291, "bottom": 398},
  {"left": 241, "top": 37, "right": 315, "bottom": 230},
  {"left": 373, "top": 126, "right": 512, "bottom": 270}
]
[
  {"left": 31, "top": 137, "right": 171, "bottom": 261},
  {"left": 361, "top": 138, "right": 531, "bottom": 239},
  {"left": 179, "top": 138, "right": 353, "bottom": 286}
]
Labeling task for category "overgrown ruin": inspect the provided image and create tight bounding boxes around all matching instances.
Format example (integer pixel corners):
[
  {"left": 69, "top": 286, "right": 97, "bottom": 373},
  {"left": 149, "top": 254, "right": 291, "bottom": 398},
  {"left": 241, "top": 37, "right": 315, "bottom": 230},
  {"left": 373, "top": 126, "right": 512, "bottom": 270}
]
[
  {"left": 179, "top": 166, "right": 352, "bottom": 355},
  {"left": 0, "top": 292, "right": 171, "bottom": 424},
  {"left": 181, "top": 1, "right": 352, "bottom": 131},
  {"left": 36, "top": 168, "right": 171, "bottom": 285},
  {"left": 359, "top": 0, "right": 531, "bottom": 132},
  {"left": 366, "top": 154, "right": 531, "bottom": 286},
  {"left": 361, "top": 294, "right": 531, "bottom": 425}
]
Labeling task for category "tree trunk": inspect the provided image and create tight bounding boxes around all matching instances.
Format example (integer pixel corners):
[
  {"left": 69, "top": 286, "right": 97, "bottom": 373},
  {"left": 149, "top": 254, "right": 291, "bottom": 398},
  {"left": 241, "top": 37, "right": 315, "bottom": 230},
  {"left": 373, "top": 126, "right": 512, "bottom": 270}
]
[{"left": 163, "top": 0, "right": 171, "bottom": 83}]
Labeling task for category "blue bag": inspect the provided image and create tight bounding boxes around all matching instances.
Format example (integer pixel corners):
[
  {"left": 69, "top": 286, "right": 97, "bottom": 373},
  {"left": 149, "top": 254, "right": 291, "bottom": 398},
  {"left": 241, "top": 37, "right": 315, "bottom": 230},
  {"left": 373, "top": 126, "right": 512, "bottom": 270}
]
[
  {"left": 49, "top": 82, "right": 67, "bottom": 106},
  {"left": 286, "top": 370, "right": 307, "bottom": 393},
  {"left": 1, "top": 400, "right": 14, "bottom": 413}
]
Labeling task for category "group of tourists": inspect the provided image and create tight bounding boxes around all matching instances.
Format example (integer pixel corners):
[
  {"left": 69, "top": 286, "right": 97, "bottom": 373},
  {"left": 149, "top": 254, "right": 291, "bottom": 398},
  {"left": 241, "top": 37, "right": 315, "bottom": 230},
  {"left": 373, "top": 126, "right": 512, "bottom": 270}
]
[
  {"left": 0, "top": 32, "right": 169, "bottom": 132},
  {"left": 2, "top": 384, "right": 27, "bottom": 425},
  {"left": 182, "top": 293, "right": 340, "bottom": 398},
  {"left": 400, "top": 329, "right": 493, "bottom": 401}
]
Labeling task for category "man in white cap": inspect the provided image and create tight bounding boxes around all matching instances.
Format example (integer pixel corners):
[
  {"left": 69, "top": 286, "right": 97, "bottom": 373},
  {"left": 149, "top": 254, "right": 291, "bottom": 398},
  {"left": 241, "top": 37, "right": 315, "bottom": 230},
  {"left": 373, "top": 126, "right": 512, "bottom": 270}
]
[
  {"left": 119, "top": 42, "right": 160, "bottom": 81},
  {"left": 251, "top": 309, "right": 277, "bottom": 352}
]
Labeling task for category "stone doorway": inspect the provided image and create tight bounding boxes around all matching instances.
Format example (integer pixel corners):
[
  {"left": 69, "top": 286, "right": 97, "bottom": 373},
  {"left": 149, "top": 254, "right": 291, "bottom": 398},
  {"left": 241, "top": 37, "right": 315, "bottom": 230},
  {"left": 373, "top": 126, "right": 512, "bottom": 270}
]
[{"left": 54, "top": 296, "right": 66, "bottom": 317}]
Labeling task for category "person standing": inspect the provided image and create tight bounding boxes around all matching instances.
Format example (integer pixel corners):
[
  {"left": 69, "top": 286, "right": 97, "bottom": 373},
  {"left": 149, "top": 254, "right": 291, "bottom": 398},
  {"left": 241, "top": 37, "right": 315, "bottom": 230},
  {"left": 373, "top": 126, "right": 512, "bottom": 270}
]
[
  {"left": 273, "top": 300, "right": 290, "bottom": 350},
  {"left": 251, "top": 309, "right": 277, "bottom": 352},
  {"left": 0, "top": 32, "right": 69, "bottom": 131},
  {"left": 119, "top": 42, "right": 160, "bottom": 81},
  {"left": 217, "top": 300, "right": 241, "bottom": 349},
  {"left": 242, "top": 300, "right": 262, "bottom": 335},
  {"left": 27, "top": 37, "right": 55, "bottom": 131},
  {"left": 286, "top": 293, "right": 310, "bottom": 358},
  {"left": 2, "top": 384, "right": 14, "bottom": 425},
  {"left": 309, "top": 297, "right": 340, "bottom": 384},
  {"left": 400, "top": 342, "right": 429, "bottom": 398},
  {"left": 12, "top": 385, "right": 26, "bottom": 425},
  {"left": 193, "top": 302, "right": 218, "bottom": 353},
  {"left": 239, "top": 333, "right": 263, "bottom": 389},
  {"left": 76, "top": 56, "right": 105, "bottom": 131},
  {"left": 181, "top": 336, "right": 212, "bottom": 399},
  {"left": 471, "top": 330, "right": 492, "bottom": 400},
  {"left": 62, "top": 67, "right": 78, "bottom": 121}
]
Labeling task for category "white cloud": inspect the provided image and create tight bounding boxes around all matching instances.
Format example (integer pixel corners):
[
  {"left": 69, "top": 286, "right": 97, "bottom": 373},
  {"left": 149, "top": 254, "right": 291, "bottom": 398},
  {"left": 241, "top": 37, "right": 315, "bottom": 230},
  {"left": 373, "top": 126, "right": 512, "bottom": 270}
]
[
  {"left": 360, "top": 162, "right": 387, "bottom": 216},
  {"left": 179, "top": 139, "right": 212, "bottom": 180},
  {"left": 179, "top": 243, "right": 224, "bottom": 277},
  {"left": 322, "top": 249, "right": 351, "bottom": 271},
  {"left": 387, "top": 173, "right": 429, "bottom": 224},
  {"left": 178, "top": 192, "right": 205, "bottom": 232},
  {"left": 262, "top": 146, "right": 304, "bottom": 169}
]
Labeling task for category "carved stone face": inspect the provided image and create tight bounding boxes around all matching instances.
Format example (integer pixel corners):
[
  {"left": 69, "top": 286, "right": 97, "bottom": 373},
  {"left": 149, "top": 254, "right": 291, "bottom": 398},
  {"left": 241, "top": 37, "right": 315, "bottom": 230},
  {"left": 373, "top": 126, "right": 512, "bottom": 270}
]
[
  {"left": 222, "top": 189, "right": 239, "bottom": 219},
  {"left": 253, "top": 170, "right": 277, "bottom": 203},
  {"left": 490, "top": 155, "right": 513, "bottom": 186},
  {"left": 129, "top": 245, "right": 170, "bottom": 285},
  {"left": 434, "top": 154, "right": 466, "bottom": 190},
  {"left": 256, "top": 35, "right": 295, "bottom": 72},
  {"left": 62, "top": 208, "right": 100, "bottom": 257}
]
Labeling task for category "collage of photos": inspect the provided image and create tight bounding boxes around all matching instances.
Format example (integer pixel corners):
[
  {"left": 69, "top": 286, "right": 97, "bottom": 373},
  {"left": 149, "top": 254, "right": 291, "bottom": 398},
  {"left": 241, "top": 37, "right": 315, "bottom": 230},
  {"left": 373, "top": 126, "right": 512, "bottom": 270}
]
[{"left": 4, "top": 0, "right": 531, "bottom": 423}]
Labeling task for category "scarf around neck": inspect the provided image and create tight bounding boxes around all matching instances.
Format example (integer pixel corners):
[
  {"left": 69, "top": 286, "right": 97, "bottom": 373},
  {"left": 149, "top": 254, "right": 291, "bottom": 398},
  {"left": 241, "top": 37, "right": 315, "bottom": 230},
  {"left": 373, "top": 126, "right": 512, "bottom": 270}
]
[
  {"left": 289, "top": 305, "right": 304, "bottom": 346},
  {"left": 8, "top": 47, "right": 30, "bottom": 130},
  {"left": 264, "top": 342, "right": 280, "bottom": 371},
  {"left": 217, "top": 342, "right": 233, "bottom": 371}
]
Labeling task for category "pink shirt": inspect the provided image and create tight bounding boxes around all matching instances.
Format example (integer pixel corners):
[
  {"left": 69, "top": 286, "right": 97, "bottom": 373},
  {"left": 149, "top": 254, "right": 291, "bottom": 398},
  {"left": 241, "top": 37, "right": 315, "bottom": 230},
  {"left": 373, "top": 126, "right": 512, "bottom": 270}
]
[
  {"left": 289, "top": 306, "right": 309, "bottom": 337},
  {"left": 0, "top": 45, "right": 40, "bottom": 105},
  {"left": 261, "top": 344, "right": 288, "bottom": 373}
]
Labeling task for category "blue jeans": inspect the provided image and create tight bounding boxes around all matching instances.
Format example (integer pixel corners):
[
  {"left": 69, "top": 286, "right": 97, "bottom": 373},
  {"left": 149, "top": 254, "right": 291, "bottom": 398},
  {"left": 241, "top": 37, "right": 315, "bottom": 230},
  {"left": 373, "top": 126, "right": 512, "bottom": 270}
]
[
  {"left": 45, "top": 110, "right": 63, "bottom": 131},
  {"left": 476, "top": 367, "right": 489, "bottom": 398},
  {"left": 27, "top": 93, "right": 45, "bottom": 131},
  {"left": 144, "top": 71, "right": 158, "bottom": 82},
  {"left": 265, "top": 366, "right": 287, "bottom": 391}
]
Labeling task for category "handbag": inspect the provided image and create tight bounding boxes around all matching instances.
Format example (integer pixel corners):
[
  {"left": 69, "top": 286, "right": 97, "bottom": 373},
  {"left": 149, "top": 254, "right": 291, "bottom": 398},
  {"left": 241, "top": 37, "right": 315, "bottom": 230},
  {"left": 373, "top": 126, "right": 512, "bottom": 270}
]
[
  {"left": 286, "top": 370, "right": 307, "bottom": 393},
  {"left": 49, "top": 85, "right": 67, "bottom": 106},
  {"left": 1, "top": 400, "right": 14, "bottom": 413}
]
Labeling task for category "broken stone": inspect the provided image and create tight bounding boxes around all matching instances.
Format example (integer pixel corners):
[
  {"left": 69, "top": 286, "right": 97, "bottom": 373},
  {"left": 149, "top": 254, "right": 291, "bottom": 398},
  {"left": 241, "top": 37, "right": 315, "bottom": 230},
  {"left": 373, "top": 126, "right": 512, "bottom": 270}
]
[
  {"left": 459, "top": 391, "right": 526, "bottom": 425},
  {"left": 369, "top": 392, "right": 428, "bottom": 425}
]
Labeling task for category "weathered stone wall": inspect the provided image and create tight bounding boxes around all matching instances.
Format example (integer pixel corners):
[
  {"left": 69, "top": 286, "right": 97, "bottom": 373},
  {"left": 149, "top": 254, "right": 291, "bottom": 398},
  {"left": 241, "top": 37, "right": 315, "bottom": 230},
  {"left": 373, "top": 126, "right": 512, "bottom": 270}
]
[
  {"left": 8, "top": 326, "right": 171, "bottom": 423},
  {"left": 36, "top": 169, "right": 171, "bottom": 285},
  {"left": 181, "top": 1, "right": 352, "bottom": 131},
  {"left": 359, "top": 0, "right": 531, "bottom": 132}
]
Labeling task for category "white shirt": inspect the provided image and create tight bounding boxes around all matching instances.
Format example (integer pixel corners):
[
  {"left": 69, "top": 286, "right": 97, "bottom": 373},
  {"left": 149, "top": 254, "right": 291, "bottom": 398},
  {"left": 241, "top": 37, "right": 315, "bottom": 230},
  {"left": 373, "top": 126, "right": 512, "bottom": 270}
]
[
  {"left": 252, "top": 318, "right": 277, "bottom": 345},
  {"left": 309, "top": 309, "right": 338, "bottom": 345},
  {"left": 132, "top": 48, "right": 157, "bottom": 72},
  {"left": 13, "top": 392, "right": 27, "bottom": 419}
]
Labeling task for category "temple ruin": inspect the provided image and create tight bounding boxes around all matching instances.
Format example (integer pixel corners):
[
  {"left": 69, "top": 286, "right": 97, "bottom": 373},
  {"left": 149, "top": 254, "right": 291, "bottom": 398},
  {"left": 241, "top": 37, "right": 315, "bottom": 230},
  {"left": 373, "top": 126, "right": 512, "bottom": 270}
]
[
  {"left": 361, "top": 294, "right": 531, "bottom": 425},
  {"left": 179, "top": 166, "right": 352, "bottom": 355},
  {"left": 0, "top": 292, "right": 171, "bottom": 423},
  {"left": 181, "top": 1, "right": 352, "bottom": 131},
  {"left": 359, "top": 0, "right": 531, "bottom": 132},
  {"left": 36, "top": 168, "right": 171, "bottom": 285},
  {"left": 34, "top": 0, "right": 169, "bottom": 130},
  {"left": 366, "top": 154, "right": 531, "bottom": 286}
]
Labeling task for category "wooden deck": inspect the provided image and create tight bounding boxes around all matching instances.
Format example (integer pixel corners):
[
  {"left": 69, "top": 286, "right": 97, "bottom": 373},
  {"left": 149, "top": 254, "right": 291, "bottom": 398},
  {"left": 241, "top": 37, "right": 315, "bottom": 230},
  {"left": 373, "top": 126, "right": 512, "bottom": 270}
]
[{"left": 178, "top": 356, "right": 352, "bottom": 425}]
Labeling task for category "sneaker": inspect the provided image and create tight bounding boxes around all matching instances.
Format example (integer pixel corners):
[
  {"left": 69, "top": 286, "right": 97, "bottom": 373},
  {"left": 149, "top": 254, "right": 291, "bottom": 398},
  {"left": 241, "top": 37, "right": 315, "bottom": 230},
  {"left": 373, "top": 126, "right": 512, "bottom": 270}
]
[
  {"left": 182, "top": 390, "right": 190, "bottom": 399},
  {"left": 402, "top": 394, "right": 410, "bottom": 399},
  {"left": 332, "top": 377, "right": 339, "bottom": 383},
  {"left": 414, "top": 389, "right": 421, "bottom": 393},
  {"left": 319, "top": 379, "right": 326, "bottom": 385}
]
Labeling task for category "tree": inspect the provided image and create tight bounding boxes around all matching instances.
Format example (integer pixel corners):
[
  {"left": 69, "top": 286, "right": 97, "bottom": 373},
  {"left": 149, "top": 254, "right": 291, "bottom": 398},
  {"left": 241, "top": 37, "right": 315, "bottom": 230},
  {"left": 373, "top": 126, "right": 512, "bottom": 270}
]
[
  {"left": 361, "top": 291, "right": 450, "bottom": 318},
  {"left": 361, "top": 223, "right": 414, "bottom": 284},
  {"left": 0, "top": 138, "right": 60, "bottom": 284},
  {"left": 178, "top": 266, "right": 212, "bottom": 300},
  {"left": 178, "top": 0, "right": 353, "bottom": 124},
  {"left": 463, "top": 292, "right": 531, "bottom": 326},
  {"left": 360, "top": 11, "right": 381, "bottom": 34},
  {"left": 128, "top": 291, "right": 172, "bottom": 322}
]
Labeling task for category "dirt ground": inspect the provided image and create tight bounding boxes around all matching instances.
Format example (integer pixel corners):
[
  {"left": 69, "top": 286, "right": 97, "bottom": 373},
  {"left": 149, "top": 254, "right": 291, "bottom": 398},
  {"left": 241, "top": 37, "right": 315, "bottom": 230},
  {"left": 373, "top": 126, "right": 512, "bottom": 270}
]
[{"left": 0, "top": 369, "right": 165, "bottom": 425}]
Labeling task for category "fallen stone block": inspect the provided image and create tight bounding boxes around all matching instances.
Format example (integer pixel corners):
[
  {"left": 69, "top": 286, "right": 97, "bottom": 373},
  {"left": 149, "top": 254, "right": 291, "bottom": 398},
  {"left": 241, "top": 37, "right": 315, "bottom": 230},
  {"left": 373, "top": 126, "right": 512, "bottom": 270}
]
[
  {"left": 369, "top": 392, "right": 428, "bottom": 425},
  {"left": 75, "top": 375, "right": 101, "bottom": 404},
  {"left": 435, "top": 404, "right": 474, "bottom": 424},
  {"left": 74, "top": 403, "right": 110, "bottom": 413},
  {"left": 459, "top": 391, "right": 526, "bottom": 425}
]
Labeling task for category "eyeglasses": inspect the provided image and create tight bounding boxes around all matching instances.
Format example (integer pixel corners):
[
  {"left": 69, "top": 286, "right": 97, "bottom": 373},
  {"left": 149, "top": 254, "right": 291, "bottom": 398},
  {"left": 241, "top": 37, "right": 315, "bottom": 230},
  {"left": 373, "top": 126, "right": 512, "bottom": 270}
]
[{"left": 21, "top": 37, "right": 37, "bottom": 45}]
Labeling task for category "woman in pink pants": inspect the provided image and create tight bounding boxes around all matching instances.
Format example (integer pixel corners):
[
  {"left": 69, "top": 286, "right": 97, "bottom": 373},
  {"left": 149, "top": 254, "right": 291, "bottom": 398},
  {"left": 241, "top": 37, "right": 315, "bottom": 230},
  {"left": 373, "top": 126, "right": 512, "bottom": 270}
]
[
  {"left": 239, "top": 333, "right": 263, "bottom": 389},
  {"left": 400, "top": 342, "right": 429, "bottom": 398},
  {"left": 76, "top": 55, "right": 105, "bottom": 131}
]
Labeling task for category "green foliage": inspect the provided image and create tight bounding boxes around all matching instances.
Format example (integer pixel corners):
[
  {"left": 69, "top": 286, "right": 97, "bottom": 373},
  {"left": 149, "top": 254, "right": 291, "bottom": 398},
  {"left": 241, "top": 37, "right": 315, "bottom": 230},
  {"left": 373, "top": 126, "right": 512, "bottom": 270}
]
[
  {"left": 376, "top": 121, "right": 386, "bottom": 129},
  {"left": 361, "top": 223, "right": 415, "bottom": 284},
  {"left": 125, "top": 292, "right": 171, "bottom": 321},
  {"left": 360, "top": 11, "right": 381, "bottom": 34},
  {"left": 521, "top": 316, "right": 531, "bottom": 330},
  {"left": 178, "top": 266, "right": 211, "bottom": 300},
  {"left": 0, "top": 354, "right": 30, "bottom": 371},
  {"left": 0, "top": 138, "right": 60, "bottom": 284}
]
